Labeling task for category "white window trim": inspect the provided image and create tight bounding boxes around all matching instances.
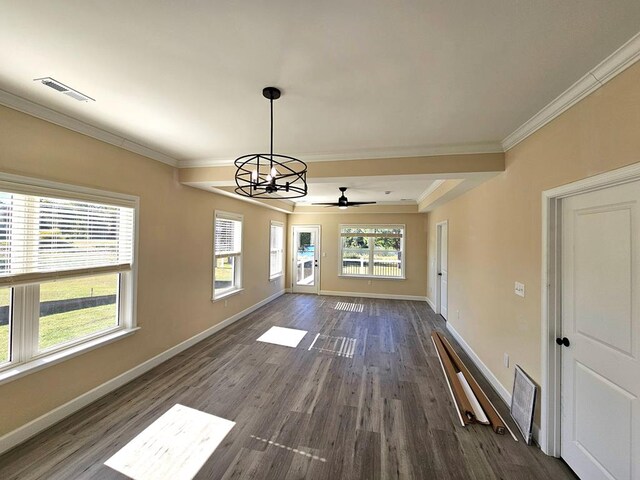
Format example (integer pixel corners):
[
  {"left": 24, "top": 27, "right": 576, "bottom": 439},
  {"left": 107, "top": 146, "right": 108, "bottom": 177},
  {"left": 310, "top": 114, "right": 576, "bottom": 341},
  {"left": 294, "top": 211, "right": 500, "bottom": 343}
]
[
  {"left": 338, "top": 224, "right": 406, "bottom": 280},
  {"left": 213, "top": 210, "right": 243, "bottom": 300},
  {"left": 0, "top": 172, "right": 139, "bottom": 384},
  {"left": 269, "top": 220, "right": 285, "bottom": 281}
]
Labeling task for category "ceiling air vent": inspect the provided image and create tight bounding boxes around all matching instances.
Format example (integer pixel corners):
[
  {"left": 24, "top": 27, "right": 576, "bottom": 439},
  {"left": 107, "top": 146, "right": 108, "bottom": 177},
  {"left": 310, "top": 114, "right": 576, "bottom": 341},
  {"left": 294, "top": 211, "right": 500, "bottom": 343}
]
[{"left": 34, "top": 77, "right": 95, "bottom": 102}]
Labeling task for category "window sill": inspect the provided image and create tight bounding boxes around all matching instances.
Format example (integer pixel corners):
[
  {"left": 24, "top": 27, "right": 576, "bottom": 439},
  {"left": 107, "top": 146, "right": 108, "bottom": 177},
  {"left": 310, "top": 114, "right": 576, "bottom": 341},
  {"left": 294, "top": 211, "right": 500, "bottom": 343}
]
[
  {"left": 212, "top": 288, "right": 244, "bottom": 302},
  {"left": 0, "top": 327, "right": 140, "bottom": 386},
  {"left": 338, "top": 274, "right": 406, "bottom": 280}
]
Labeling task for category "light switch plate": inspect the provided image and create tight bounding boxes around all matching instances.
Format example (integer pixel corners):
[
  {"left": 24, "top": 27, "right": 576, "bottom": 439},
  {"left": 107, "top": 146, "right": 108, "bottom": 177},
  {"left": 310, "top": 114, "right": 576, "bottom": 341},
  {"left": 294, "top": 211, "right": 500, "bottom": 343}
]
[
  {"left": 515, "top": 281, "right": 525, "bottom": 297},
  {"left": 504, "top": 353, "right": 510, "bottom": 368}
]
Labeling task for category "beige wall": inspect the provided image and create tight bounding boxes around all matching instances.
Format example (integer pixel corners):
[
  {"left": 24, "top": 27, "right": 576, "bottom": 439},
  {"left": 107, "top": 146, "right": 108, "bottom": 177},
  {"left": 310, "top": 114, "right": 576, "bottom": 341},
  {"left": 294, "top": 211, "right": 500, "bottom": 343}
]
[
  {"left": 0, "top": 105, "right": 286, "bottom": 435},
  {"left": 288, "top": 212, "right": 428, "bottom": 298},
  {"left": 427, "top": 61, "right": 640, "bottom": 400}
]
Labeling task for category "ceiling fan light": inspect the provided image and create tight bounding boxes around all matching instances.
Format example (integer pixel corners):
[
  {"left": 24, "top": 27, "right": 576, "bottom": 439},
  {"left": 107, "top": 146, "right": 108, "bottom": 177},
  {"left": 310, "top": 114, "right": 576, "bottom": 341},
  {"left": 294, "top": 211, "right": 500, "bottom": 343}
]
[{"left": 339, "top": 205, "right": 348, "bottom": 210}]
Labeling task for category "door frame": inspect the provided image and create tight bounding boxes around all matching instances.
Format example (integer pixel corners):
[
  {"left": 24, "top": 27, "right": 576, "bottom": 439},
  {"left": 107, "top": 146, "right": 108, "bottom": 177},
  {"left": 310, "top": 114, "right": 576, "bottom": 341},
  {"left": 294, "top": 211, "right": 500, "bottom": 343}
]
[
  {"left": 541, "top": 161, "right": 640, "bottom": 456},
  {"left": 435, "top": 220, "right": 448, "bottom": 317},
  {"left": 291, "top": 224, "right": 321, "bottom": 294}
]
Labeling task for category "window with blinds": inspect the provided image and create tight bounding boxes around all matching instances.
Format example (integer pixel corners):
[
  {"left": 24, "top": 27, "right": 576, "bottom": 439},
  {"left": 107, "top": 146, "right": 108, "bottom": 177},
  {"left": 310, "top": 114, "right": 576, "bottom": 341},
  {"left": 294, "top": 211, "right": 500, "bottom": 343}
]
[
  {"left": 269, "top": 221, "right": 284, "bottom": 279},
  {"left": 0, "top": 192, "right": 134, "bottom": 286},
  {"left": 0, "top": 173, "right": 138, "bottom": 381},
  {"left": 213, "top": 211, "right": 243, "bottom": 299},
  {"left": 340, "top": 225, "right": 405, "bottom": 278}
]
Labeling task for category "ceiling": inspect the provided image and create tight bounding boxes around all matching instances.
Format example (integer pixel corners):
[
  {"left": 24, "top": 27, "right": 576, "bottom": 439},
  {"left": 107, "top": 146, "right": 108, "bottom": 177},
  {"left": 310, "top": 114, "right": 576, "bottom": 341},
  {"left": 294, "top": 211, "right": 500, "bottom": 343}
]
[{"left": 1, "top": 0, "right": 640, "bottom": 167}]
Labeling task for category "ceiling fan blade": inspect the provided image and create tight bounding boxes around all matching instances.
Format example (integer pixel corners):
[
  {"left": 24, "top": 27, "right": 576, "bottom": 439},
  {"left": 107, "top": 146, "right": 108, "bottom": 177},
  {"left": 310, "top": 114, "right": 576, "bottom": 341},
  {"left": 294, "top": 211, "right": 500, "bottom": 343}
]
[
  {"left": 311, "top": 202, "right": 340, "bottom": 206},
  {"left": 349, "top": 201, "right": 377, "bottom": 206}
]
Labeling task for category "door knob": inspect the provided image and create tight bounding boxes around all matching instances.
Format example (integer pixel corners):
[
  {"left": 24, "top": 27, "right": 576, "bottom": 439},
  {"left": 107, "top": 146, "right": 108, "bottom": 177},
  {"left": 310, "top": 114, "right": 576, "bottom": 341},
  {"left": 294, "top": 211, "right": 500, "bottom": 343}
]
[
  {"left": 555, "top": 337, "right": 570, "bottom": 347},
  {"left": 438, "top": 272, "right": 443, "bottom": 276}
]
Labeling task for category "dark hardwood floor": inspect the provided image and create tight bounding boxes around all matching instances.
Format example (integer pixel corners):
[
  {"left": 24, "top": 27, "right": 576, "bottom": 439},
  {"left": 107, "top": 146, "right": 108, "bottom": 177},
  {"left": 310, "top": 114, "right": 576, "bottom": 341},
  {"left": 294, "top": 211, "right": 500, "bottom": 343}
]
[{"left": 0, "top": 294, "right": 577, "bottom": 479}]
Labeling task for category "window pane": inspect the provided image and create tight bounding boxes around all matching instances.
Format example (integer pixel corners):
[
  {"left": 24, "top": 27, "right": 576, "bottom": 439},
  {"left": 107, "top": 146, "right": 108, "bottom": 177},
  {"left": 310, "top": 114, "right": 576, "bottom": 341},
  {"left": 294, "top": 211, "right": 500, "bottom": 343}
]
[
  {"left": 0, "top": 287, "right": 10, "bottom": 363},
  {"left": 340, "top": 225, "right": 404, "bottom": 278},
  {"left": 270, "top": 224, "right": 284, "bottom": 277},
  {"left": 373, "top": 250, "right": 402, "bottom": 277},
  {"left": 342, "top": 249, "right": 370, "bottom": 275},
  {"left": 215, "top": 256, "right": 236, "bottom": 293},
  {"left": 38, "top": 273, "right": 119, "bottom": 351}
]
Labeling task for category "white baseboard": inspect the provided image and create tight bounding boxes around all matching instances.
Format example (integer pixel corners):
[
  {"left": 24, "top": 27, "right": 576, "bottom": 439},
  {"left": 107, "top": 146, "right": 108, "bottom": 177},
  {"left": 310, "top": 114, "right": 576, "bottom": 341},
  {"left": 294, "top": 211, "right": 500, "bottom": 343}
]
[
  {"left": 0, "top": 290, "right": 285, "bottom": 455},
  {"left": 445, "top": 321, "right": 540, "bottom": 445},
  {"left": 319, "top": 290, "right": 427, "bottom": 302},
  {"left": 426, "top": 297, "right": 436, "bottom": 311}
]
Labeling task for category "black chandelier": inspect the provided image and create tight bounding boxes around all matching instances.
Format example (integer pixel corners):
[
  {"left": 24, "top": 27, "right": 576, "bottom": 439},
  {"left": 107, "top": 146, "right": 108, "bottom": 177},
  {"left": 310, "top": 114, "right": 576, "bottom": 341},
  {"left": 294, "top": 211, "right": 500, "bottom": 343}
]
[{"left": 234, "top": 87, "right": 308, "bottom": 199}]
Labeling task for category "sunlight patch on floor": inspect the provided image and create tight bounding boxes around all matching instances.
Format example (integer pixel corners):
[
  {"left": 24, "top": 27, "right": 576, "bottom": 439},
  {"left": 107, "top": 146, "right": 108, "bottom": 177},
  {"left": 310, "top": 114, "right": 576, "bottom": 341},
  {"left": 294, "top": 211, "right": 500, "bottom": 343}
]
[
  {"left": 256, "top": 326, "right": 308, "bottom": 348},
  {"left": 105, "top": 404, "right": 234, "bottom": 480},
  {"left": 334, "top": 301, "right": 364, "bottom": 313},
  {"left": 308, "top": 334, "right": 357, "bottom": 358}
]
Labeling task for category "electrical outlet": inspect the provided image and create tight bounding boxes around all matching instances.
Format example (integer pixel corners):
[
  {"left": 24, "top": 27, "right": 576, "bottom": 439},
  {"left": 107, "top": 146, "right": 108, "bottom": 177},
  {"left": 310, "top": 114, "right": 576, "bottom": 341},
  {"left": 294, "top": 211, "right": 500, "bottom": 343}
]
[
  {"left": 504, "top": 353, "right": 510, "bottom": 368},
  {"left": 515, "top": 281, "right": 525, "bottom": 297}
]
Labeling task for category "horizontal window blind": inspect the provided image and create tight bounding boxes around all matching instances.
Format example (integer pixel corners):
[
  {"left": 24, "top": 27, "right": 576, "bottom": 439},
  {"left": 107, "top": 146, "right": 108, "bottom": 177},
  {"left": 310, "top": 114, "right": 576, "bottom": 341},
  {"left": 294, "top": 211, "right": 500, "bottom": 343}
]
[
  {"left": 214, "top": 213, "right": 242, "bottom": 257},
  {"left": 0, "top": 191, "right": 134, "bottom": 286}
]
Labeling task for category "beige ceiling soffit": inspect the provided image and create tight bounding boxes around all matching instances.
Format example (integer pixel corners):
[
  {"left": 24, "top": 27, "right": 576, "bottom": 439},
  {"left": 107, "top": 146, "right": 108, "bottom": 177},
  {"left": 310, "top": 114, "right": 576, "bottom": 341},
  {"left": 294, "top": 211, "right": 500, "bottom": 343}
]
[
  {"left": 418, "top": 173, "right": 500, "bottom": 212},
  {"left": 306, "top": 153, "right": 504, "bottom": 178},
  {"left": 418, "top": 179, "right": 464, "bottom": 212},
  {"left": 182, "top": 183, "right": 294, "bottom": 214},
  {"left": 178, "top": 143, "right": 504, "bottom": 168},
  {"left": 417, "top": 180, "right": 446, "bottom": 205},
  {"left": 178, "top": 154, "right": 504, "bottom": 186},
  {"left": 0, "top": 89, "right": 179, "bottom": 167},
  {"left": 502, "top": 30, "right": 640, "bottom": 151},
  {"left": 292, "top": 204, "right": 419, "bottom": 215}
]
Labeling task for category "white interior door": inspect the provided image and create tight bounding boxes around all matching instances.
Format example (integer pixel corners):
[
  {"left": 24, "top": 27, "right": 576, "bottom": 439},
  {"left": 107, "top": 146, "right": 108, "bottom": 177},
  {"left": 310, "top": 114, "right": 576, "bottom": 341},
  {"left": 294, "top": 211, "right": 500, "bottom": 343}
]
[
  {"left": 438, "top": 221, "right": 448, "bottom": 320},
  {"left": 292, "top": 226, "right": 320, "bottom": 294},
  {"left": 561, "top": 181, "right": 639, "bottom": 480}
]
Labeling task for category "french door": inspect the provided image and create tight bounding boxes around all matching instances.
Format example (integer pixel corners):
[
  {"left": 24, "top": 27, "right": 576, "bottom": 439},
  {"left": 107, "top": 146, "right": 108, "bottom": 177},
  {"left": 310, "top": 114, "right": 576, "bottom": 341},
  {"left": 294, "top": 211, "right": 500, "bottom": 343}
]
[{"left": 292, "top": 225, "right": 320, "bottom": 294}]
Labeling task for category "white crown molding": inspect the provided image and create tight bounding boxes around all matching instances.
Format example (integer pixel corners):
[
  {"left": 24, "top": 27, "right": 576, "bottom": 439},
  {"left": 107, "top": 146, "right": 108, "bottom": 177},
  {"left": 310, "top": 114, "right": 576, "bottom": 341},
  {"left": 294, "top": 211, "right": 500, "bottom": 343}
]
[
  {"left": 502, "top": 31, "right": 640, "bottom": 151},
  {"left": 177, "top": 143, "right": 504, "bottom": 168},
  {"left": 0, "top": 88, "right": 179, "bottom": 167}
]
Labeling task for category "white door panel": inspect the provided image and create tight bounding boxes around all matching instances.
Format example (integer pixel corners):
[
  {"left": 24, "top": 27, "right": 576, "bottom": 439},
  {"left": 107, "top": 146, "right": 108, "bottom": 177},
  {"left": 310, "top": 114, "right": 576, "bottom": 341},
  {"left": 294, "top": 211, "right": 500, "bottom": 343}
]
[
  {"left": 561, "top": 181, "right": 639, "bottom": 480},
  {"left": 438, "top": 222, "right": 448, "bottom": 320}
]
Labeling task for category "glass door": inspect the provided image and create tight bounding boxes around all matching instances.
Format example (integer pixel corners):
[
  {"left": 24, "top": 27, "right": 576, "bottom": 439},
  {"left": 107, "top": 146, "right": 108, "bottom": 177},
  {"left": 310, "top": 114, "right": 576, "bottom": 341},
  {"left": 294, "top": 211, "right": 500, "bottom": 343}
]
[{"left": 292, "top": 225, "right": 320, "bottom": 294}]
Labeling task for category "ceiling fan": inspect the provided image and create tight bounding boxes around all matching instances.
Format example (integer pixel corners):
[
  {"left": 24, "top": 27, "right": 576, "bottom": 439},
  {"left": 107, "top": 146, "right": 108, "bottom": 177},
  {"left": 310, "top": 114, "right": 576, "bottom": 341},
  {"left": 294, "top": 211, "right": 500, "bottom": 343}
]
[{"left": 312, "top": 187, "right": 377, "bottom": 209}]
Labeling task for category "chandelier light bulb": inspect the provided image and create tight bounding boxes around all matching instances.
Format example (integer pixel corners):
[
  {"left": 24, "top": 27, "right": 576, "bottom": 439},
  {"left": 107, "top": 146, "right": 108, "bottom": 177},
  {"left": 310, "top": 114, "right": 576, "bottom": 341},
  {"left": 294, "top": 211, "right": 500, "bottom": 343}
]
[
  {"left": 266, "top": 174, "right": 272, "bottom": 182},
  {"left": 270, "top": 166, "right": 278, "bottom": 178},
  {"left": 251, "top": 170, "right": 258, "bottom": 180}
]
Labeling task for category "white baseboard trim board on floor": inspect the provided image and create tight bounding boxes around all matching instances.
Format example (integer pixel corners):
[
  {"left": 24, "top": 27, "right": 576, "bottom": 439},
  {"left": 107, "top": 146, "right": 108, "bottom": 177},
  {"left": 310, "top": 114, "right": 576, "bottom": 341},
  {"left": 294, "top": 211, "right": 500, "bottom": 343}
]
[
  {"left": 0, "top": 289, "right": 286, "bottom": 456},
  {"left": 446, "top": 322, "right": 512, "bottom": 405},
  {"left": 445, "top": 321, "right": 540, "bottom": 445},
  {"left": 426, "top": 297, "right": 436, "bottom": 312},
  {"left": 319, "top": 290, "right": 427, "bottom": 302}
]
